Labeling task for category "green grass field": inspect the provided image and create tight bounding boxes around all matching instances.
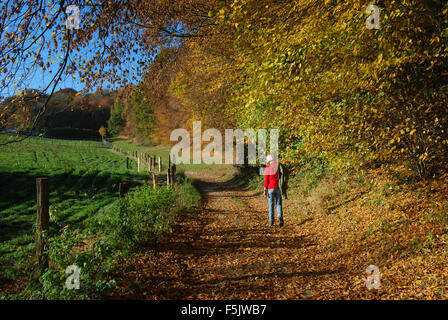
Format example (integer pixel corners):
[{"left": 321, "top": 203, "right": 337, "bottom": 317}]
[
  {"left": 0, "top": 134, "right": 148, "bottom": 262},
  {"left": 0, "top": 134, "right": 205, "bottom": 299}
]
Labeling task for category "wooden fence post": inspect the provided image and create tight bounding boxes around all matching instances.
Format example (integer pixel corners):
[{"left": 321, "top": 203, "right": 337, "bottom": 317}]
[
  {"left": 36, "top": 177, "right": 50, "bottom": 270},
  {"left": 126, "top": 157, "right": 129, "bottom": 169},
  {"left": 119, "top": 182, "right": 129, "bottom": 198},
  {"left": 171, "top": 164, "right": 177, "bottom": 184},
  {"left": 167, "top": 167, "right": 171, "bottom": 186},
  {"left": 152, "top": 173, "right": 158, "bottom": 188},
  {"left": 158, "top": 156, "right": 162, "bottom": 172},
  {"left": 137, "top": 156, "right": 141, "bottom": 172}
]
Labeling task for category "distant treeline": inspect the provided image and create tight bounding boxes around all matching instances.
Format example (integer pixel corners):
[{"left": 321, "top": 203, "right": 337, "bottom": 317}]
[
  {"left": 43, "top": 127, "right": 102, "bottom": 140},
  {"left": 0, "top": 88, "right": 113, "bottom": 132}
]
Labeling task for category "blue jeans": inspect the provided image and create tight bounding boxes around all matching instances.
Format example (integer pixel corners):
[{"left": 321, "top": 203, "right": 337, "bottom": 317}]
[{"left": 268, "top": 188, "right": 283, "bottom": 224}]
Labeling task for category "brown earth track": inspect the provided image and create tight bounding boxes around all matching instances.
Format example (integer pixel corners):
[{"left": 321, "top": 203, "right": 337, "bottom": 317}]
[{"left": 112, "top": 173, "right": 352, "bottom": 300}]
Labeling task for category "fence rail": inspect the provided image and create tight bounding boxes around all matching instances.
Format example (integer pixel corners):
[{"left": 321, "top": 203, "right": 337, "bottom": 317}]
[{"left": 109, "top": 142, "right": 177, "bottom": 186}]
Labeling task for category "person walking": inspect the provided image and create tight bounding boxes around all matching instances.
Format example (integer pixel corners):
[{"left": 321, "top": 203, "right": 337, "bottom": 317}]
[{"left": 263, "top": 154, "right": 286, "bottom": 227}]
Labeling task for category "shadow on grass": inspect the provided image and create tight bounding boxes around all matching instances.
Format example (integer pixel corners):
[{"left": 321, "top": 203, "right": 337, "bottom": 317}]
[{"left": 0, "top": 168, "right": 146, "bottom": 243}]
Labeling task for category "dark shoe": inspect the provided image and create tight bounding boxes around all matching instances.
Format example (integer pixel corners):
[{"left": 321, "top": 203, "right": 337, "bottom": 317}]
[{"left": 279, "top": 220, "right": 284, "bottom": 227}]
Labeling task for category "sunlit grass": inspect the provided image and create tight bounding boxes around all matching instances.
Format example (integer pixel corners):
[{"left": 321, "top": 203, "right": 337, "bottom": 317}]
[{"left": 0, "top": 134, "right": 148, "bottom": 257}]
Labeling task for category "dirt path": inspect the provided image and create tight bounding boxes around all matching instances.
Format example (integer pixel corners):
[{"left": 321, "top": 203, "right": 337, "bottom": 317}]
[{"left": 113, "top": 173, "right": 347, "bottom": 299}]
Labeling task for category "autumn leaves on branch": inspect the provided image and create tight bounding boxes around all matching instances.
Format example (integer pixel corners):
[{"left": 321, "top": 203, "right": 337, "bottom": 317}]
[{"left": 1, "top": 0, "right": 447, "bottom": 178}]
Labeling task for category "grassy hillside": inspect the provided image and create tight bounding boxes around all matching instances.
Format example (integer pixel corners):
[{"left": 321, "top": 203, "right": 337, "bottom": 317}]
[
  {"left": 0, "top": 135, "right": 149, "bottom": 296},
  {"left": 0, "top": 135, "right": 202, "bottom": 299},
  {"left": 0, "top": 135, "right": 146, "bottom": 241}
]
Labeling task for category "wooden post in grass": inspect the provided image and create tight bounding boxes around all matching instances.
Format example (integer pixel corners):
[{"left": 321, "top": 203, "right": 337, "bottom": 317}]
[
  {"left": 36, "top": 177, "right": 50, "bottom": 270},
  {"left": 167, "top": 167, "right": 171, "bottom": 186},
  {"left": 152, "top": 173, "right": 158, "bottom": 188},
  {"left": 171, "top": 164, "right": 176, "bottom": 185},
  {"left": 126, "top": 157, "right": 129, "bottom": 169},
  {"left": 169, "top": 156, "right": 175, "bottom": 184},
  {"left": 119, "top": 182, "right": 128, "bottom": 198},
  {"left": 137, "top": 156, "right": 141, "bottom": 172},
  {"left": 158, "top": 156, "right": 162, "bottom": 172},
  {"left": 171, "top": 152, "right": 176, "bottom": 184}
]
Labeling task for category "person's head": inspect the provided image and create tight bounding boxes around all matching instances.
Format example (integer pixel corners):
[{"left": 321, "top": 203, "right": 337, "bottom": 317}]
[{"left": 266, "top": 154, "right": 277, "bottom": 164}]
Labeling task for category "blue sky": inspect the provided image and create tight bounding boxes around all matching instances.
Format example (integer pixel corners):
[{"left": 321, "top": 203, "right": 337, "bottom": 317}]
[{"left": 0, "top": 2, "right": 152, "bottom": 99}]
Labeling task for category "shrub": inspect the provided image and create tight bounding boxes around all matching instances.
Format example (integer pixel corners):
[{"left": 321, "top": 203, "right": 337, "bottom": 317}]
[
  {"left": 2, "top": 175, "right": 200, "bottom": 299},
  {"left": 111, "top": 185, "right": 176, "bottom": 251}
]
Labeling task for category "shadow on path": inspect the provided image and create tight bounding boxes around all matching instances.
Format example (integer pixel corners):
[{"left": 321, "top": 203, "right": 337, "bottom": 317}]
[{"left": 113, "top": 174, "right": 344, "bottom": 299}]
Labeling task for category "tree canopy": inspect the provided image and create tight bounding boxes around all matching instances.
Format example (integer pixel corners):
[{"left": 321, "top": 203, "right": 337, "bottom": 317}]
[{"left": 1, "top": 0, "right": 447, "bottom": 178}]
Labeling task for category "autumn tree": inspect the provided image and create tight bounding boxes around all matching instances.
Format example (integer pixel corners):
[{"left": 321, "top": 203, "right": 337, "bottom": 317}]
[
  {"left": 130, "top": 86, "right": 155, "bottom": 140},
  {"left": 98, "top": 125, "right": 106, "bottom": 137},
  {"left": 108, "top": 99, "right": 126, "bottom": 136},
  {"left": 0, "top": 0, "right": 219, "bottom": 137},
  {"left": 2, "top": 0, "right": 446, "bottom": 179},
  {"left": 172, "top": 0, "right": 448, "bottom": 178}
]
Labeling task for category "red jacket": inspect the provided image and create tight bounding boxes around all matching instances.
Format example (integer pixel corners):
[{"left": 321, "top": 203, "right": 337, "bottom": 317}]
[{"left": 264, "top": 162, "right": 279, "bottom": 189}]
